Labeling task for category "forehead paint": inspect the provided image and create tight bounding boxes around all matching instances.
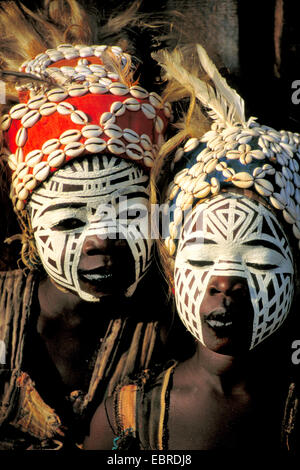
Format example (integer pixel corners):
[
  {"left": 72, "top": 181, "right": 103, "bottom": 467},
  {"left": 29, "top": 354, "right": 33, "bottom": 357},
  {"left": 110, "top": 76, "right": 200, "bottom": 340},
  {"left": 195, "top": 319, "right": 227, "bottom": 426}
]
[
  {"left": 174, "top": 193, "right": 294, "bottom": 350},
  {"left": 29, "top": 155, "right": 152, "bottom": 301}
]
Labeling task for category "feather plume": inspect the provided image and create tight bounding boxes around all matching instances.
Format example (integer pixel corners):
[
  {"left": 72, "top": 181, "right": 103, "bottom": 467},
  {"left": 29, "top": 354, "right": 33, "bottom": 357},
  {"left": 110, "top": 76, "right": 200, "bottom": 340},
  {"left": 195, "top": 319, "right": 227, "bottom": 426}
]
[
  {"left": 196, "top": 44, "right": 245, "bottom": 123},
  {"left": 154, "top": 46, "right": 245, "bottom": 127}
]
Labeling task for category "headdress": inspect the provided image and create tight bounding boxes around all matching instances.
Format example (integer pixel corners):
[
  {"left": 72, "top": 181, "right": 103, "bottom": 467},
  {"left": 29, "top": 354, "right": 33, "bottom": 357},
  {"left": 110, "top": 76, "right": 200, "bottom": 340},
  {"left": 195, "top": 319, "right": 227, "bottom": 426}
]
[
  {"left": 155, "top": 45, "right": 300, "bottom": 257},
  {"left": 1, "top": 44, "right": 170, "bottom": 212}
]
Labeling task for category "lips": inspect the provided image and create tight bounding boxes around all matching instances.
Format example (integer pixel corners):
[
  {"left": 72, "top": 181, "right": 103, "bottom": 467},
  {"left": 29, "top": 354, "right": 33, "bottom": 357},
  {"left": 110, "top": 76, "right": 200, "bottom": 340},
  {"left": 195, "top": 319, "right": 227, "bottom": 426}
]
[
  {"left": 78, "top": 266, "right": 115, "bottom": 286},
  {"left": 204, "top": 308, "right": 235, "bottom": 331}
]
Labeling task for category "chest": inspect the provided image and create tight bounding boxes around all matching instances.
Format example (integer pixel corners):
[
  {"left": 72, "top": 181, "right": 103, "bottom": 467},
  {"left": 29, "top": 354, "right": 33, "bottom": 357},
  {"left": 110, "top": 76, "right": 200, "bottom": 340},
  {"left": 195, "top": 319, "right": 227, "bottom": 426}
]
[{"left": 167, "top": 386, "right": 282, "bottom": 450}]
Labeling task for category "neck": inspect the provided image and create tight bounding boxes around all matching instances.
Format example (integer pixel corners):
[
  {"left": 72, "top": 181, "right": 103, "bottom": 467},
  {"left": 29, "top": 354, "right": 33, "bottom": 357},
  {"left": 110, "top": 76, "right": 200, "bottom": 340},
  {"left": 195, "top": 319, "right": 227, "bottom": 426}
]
[{"left": 187, "top": 343, "right": 257, "bottom": 394}]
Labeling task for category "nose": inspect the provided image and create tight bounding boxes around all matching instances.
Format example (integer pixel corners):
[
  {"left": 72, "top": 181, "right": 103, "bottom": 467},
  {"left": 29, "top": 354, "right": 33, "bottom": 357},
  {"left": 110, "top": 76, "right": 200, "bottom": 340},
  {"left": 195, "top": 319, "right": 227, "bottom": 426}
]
[
  {"left": 81, "top": 234, "right": 111, "bottom": 256},
  {"left": 207, "top": 275, "right": 249, "bottom": 305}
]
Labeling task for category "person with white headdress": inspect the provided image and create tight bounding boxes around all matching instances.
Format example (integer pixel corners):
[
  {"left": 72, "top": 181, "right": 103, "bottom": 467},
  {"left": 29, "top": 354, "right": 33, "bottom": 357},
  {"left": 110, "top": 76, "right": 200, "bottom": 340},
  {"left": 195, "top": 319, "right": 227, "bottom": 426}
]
[{"left": 84, "top": 44, "right": 300, "bottom": 453}]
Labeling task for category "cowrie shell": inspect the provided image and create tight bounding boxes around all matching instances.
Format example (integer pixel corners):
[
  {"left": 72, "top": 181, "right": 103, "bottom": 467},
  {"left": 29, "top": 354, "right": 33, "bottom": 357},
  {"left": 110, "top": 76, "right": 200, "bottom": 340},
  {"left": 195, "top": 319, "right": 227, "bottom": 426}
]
[
  {"left": 254, "top": 178, "right": 274, "bottom": 196},
  {"left": 262, "top": 163, "right": 276, "bottom": 175},
  {"left": 109, "top": 82, "right": 129, "bottom": 96},
  {"left": 169, "top": 221, "right": 178, "bottom": 239},
  {"left": 89, "top": 64, "right": 106, "bottom": 74},
  {"left": 47, "top": 88, "right": 69, "bottom": 102},
  {"left": 155, "top": 115, "right": 164, "bottom": 133},
  {"left": 174, "top": 168, "right": 189, "bottom": 185},
  {"left": 63, "top": 50, "right": 79, "bottom": 60},
  {"left": 282, "top": 166, "right": 293, "bottom": 180},
  {"left": 16, "top": 199, "right": 25, "bottom": 211},
  {"left": 48, "top": 149, "right": 65, "bottom": 168},
  {"left": 16, "top": 162, "right": 28, "bottom": 179},
  {"left": 85, "top": 137, "right": 106, "bottom": 153},
  {"left": 89, "top": 84, "right": 108, "bottom": 94},
  {"left": 143, "top": 151, "right": 154, "bottom": 167},
  {"left": 240, "top": 154, "right": 253, "bottom": 165},
  {"left": 16, "top": 148, "right": 24, "bottom": 163},
  {"left": 140, "top": 134, "right": 152, "bottom": 151},
  {"left": 23, "top": 174, "right": 37, "bottom": 191},
  {"left": 60, "top": 66, "right": 76, "bottom": 77},
  {"left": 16, "top": 127, "right": 28, "bottom": 147},
  {"left": 165, "top": 236, "right": 176, "bottom": 256},
  {"left": 47, "top": 50, "right": 64, "bottom": 61},
  {"left": 7, "top": 154, "right": 17, "bottom": 171},
  {"left": 275, "top": 172, "right": 286, "bottom": 188},
  {"left": 79, "top": 46, "right": 94, "bottom": 57},
  {"left": 39, "top": 102, "right": 57, "bottom": 116},
  {"left": 211, "top": 177, "right": 220, "bottom": 195},
  {"left": 110, "top": 101, "right": 126, "bottom": 116},
  {"left": 18, "top": 185, "right": 29, "bottom": 201},
  {"left": 180, "top": 193, "right": 194, "bottom": 211},
  {"left": 25, "top": 150, "right": 43, "bottom": 167},
  {"left": 141, "top": 103, "right": 156, "bottom": 119},
  {"left": 57, "top": 102, "right": 75, "bottom": 115},
  {"left": 238, "top": 135, "right": 253, "bottom": 145},
  {"left": 124, "top": 98, "right": 140, "bottom": 112},
  {"left": 149, "top": 92, "right": 162, "bottom": 108},
  {"left": 42, "top": 138, "right": 60, "bottom": 155},
  {"left": 204, "top": 158, "right": 218, "bottom": 174},
  {"left": 193, "top": 179, "right": 211, "bottom": 197},
  {"left": 293, "top": 172, "right": 300, "bottom": 188},
  {"left": 1, "top": 114, "right": 12, "bottom": 131},
  {"left": 189, "top": 162, "right": 204, "bottom": 178},
  {"left": 227, "top": 150, "right": 240, "bottom": 160},
  {"left": 293, "top": 223, "right": 300, "bottom": 240},
  {"left": 253, "top": 167, "right": 265, "bottom": 179},
  {"left": 123, "top": 128, "right": 139, "bottom": 143},
  {"left": 174, "top": 148, "right": 184, "bottom": 163},
  {"left": 33, "top": 161, "right": 50, "bottom": 181},
  {"left": 174, "top": 207, "right": 183, "bottom": 225},
  {"left": 104, "top": 123, "right": 123, "bottom": 139},
  {"left": 74, "top": 65, "right": 91, "bottom": 74},
  {"left": 21, "top": 110, "right": 40, "bottom": 128},
  {"left": 180, "top": 175, "right": 193, "bottom": 192},
  {"left": 10, "top": 103, "right": 29, "bottom": 120},
  {"left": 184, "top": 138, "right": 200, "bottom": 153},
  {"left": 71, "top": 110, "right": 88, "bottom": 125},
  {"left": 65, "top": 141, "right": 85, "bottom": 157},
  {"left": 169, "top": 184, "right": 179, "bottom": 201},
  {"left": 60, "top": 129, "right": 81, "bottom": 144},
  {"left": 164, "top": 102, "right": 172, "bottom": 118},
  {"left": 222, "top": 167, "right": 235, "bottom": 178},
  {"left": 125, "top": 143, "right": 143, "bottom": 160},
  {"left": 68, "top": 84, "right": 89, "bottom": 97},
  {"left": 107, "top": 138, "right": 125, "bottom": 155},
  {"left": 100, "top": 112, "right": 115, "bottom": 127},
  {"left": 82, "top": 125, "right": 102, "bottom": 138},
  {"left": 283, "top": 209, "right": 296, "bottom": 224},
  {"left": 130, "top": 85, "right": 149, "bottom": 99},
  {"left": 77, "top": 58, "right": 89, "bottom": 66},
  {"left": 232, "top": 172, "right": 254, "bottom": 188},
  {"left": 27, "top": 94, "right": 47, "bottom": 110}
]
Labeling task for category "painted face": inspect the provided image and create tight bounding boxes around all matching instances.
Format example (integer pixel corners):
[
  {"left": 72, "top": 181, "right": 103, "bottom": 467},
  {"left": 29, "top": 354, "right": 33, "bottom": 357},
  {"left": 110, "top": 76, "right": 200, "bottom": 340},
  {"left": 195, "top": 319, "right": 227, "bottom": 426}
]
[
  {"left": 29, "top": 155, "right": 151, "bottom": 302},
  {"left": 174, "top": 193, "right": 294, "bottom": 351}
]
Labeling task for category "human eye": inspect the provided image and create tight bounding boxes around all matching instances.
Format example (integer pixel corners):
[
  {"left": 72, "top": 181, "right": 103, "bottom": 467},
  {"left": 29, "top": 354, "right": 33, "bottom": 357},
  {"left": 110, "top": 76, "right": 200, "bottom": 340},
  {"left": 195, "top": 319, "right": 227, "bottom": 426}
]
[
  {"left": 51, "top": 218, "right": 85, "bottom": 231},
  {"left": 245, "top": 262, "right": 280, "bottom": 271},
  {"left": 187, "top": 259, "right": 214, "bottom": 268}
]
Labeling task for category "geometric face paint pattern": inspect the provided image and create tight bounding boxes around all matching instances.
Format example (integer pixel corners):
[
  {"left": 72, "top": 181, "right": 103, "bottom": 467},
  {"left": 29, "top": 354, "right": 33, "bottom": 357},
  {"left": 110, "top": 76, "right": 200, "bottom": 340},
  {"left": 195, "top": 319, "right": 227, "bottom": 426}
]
[
  {"left": 174, "top": 193, "right": 294, "bottom": 350},
  {"left": 29, "top": 155, "right": 151, "bottom": 302}
]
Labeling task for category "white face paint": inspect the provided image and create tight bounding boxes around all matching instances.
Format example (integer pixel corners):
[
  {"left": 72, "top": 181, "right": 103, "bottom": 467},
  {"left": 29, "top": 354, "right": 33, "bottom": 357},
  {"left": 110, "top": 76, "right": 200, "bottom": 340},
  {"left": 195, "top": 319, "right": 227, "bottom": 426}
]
[
  {"left": 174, "top": 193, "right": 294, "bottom": 350},
  {"left": 29, "top": 155, "right": 152, "bottom": 302}
]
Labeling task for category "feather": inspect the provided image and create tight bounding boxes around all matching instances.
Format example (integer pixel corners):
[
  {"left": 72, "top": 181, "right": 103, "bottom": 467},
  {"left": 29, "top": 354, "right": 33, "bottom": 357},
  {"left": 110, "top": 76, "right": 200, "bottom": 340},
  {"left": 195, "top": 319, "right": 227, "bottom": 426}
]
[
  {"left": 155, "top": 46, "right": 245, "bottom": 127},
  {"left": 196, "top": 44, "right": 245, "bottom": 123}
]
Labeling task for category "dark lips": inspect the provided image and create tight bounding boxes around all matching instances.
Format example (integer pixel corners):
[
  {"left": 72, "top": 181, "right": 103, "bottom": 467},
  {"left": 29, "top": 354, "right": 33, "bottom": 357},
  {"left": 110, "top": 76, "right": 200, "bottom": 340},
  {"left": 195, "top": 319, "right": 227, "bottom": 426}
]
[
  {"left": 78, "top": 266, "right": 115, "bottom": 287},
  {"left": 204, "top": 308, "right": 234, "bottom": 331}
]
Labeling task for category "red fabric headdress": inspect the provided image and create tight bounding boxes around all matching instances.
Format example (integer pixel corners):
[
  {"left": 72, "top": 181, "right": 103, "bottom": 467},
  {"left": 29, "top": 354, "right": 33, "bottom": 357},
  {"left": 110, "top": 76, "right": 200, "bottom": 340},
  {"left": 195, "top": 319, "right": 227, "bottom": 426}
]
[{"left": 1, "top": 44, "right": 170, "bottom": 211}]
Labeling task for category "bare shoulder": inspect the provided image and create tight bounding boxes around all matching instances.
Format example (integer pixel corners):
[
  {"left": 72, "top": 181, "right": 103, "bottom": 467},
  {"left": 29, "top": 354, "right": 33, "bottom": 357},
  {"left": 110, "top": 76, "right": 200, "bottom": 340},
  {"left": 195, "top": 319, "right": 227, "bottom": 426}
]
[{"left": 83, "top": 396, "right": 115, "bottom": 450}]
